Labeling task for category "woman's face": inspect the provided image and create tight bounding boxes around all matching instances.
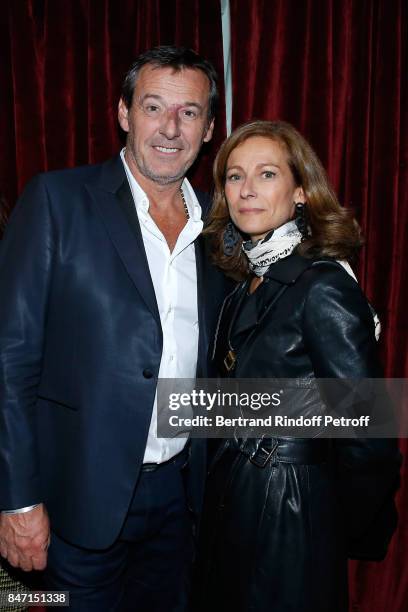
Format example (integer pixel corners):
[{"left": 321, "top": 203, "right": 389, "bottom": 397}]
[{"left": 224, "top": 136, "right": 304, "bottom": 242}]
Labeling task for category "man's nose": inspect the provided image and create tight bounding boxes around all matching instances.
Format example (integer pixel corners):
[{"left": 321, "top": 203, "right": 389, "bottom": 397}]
[{"left": 158, "top": 107, "right": 181, "bottom": 139}]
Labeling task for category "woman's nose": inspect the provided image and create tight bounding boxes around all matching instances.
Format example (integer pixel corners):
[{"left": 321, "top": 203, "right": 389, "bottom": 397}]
[{"left": 240, "top": 177, "right": 256, "bottom": 198}]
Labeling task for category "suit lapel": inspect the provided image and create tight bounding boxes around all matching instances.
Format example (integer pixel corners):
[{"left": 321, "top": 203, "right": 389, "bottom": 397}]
[{"left": 85, "top": 156, "right": 160, "bottom": 325}]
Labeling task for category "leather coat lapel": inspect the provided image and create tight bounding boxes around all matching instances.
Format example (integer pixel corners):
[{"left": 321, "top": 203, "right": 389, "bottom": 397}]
[
  {"left": 86, "top": 156, "right": 160, "bottom": 325},
  {"left": 225, "top": 254, "right": 316, "bottom": 356},
  {"left": 230, "top": 289, "right": 257, "bottom": 337}
]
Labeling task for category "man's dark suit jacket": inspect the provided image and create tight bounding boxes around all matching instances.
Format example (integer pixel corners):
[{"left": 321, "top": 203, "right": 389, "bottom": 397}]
[{"left": 0, "top": 155, "right": 229, "bottom": 549}]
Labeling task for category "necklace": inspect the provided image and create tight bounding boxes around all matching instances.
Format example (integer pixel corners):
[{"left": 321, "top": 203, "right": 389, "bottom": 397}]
[
  {"left": 223, "top": 279, "right": 288, "bottom": 373},
  {"left": 223, "top": 280, "right": 251, "bottom": 372},
  {"left": 179, "top": 187, "right": 190, "bottom": 219}
]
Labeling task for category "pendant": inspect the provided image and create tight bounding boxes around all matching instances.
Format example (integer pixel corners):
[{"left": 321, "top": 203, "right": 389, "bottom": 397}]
[{"left": 224, "top": 349, "right": 237, "bottom": 372}]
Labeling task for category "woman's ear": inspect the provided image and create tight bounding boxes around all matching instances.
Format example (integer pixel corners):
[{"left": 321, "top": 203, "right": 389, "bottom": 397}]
[{"left": 294, "top": 187, "right": 306, "bottom": 203}]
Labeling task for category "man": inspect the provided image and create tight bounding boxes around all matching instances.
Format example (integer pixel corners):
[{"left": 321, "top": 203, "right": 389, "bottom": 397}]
[{"left": 0, "top": 46, "right": 228, "bottom": 610}]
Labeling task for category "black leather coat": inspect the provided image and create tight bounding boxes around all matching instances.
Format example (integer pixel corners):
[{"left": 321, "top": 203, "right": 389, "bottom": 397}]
[{"left": 195, "top": 253, "right": 401, "bottom": 612}]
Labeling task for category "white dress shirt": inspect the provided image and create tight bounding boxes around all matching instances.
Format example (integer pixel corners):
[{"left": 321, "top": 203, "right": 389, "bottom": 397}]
[{"left": 120, "top": 150, "right": 203, "bottom": 463}]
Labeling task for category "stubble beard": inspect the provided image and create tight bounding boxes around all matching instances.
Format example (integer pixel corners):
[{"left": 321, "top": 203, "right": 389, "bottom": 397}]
[
  {"left": 136, "top": 159, "right": 188, "bottom": 185},
  {"left": 126, "top": 138, "right": 195, "bottom": 186}
]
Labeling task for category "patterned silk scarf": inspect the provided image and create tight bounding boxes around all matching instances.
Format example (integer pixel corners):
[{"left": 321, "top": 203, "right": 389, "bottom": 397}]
[{"left": 242, "top": 220, "right": 381, "bottom": 340}]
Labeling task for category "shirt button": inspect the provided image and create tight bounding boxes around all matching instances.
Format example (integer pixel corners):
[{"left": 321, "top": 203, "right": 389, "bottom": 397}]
[
  {"left": 169, "top": 355, "right": 174, "bottom": 362},
  {"left": 143, "top": 369, "right": 153, "bottom": 379}
]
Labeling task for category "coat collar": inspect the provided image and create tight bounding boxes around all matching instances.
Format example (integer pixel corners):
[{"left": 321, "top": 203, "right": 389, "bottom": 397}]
[
  {"left": 263, "top": 251, "right": 316, "bottom": 284},
  {"left": 84, "top": 155, "right": 210, "bottom": 373},
  {"left": 214, "top": 253, "right": 315, "bottom": 363}
]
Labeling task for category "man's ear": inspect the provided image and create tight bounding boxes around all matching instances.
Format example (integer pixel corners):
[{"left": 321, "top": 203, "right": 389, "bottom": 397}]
[
  {"left": 203, "top": 118, "right": 215, "bottom": 143},
  {"left": 118, "top": 98, "right": 130, "bottom": 133}
]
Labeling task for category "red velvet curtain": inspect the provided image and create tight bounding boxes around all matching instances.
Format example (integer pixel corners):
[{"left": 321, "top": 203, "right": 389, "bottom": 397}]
[
  {"left": 0, "top": 0, "right": 226, "bottom": 208},
  {"left": 229, "top": 1, "right": 407, "bottom": 611},
  {"left": 0, "top": 0, "right": 407, "bottom": 610}
]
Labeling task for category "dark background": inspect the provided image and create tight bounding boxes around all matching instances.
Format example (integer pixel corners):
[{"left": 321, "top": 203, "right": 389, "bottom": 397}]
[{"left": 0, "top": 1, "right": 406, "bottom": 610}]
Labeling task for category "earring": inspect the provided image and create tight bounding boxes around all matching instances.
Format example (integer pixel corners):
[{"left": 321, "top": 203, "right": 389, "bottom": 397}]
[
  {"left": 223, "top": 221, "right": 240, "bottom": 256},
  {"left": 294, "top": 202, "right": 308, "bottom": 241}
]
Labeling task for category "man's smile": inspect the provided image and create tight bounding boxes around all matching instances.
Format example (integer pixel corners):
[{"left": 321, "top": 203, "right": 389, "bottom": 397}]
[{"left": 153, "top": 145, "right": 182, "bottom": 154}]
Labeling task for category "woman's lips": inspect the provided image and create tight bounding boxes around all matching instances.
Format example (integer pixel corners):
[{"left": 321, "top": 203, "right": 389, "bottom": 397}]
[{"left": 238, "top": 207, "right": 265, "bottom": 214}]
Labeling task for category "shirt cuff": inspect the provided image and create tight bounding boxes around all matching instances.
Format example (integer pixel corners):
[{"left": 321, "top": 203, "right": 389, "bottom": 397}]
[{"left": 2, "top": 504, "right": 40, "bottom": 515}]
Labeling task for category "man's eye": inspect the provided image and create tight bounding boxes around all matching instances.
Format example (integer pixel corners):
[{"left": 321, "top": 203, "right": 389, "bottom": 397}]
[
  {"left": 143, "top": 104, "right": 161, "bottom": 115},
  {"left": 181, "top": 109, "right": 198, "bottom": 120}
]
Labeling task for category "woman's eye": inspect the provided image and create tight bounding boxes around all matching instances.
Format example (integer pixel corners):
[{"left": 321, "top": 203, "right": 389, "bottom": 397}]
[
  {"left": 262, "top": 170, "right": 276, "bottom": 179},
  {"left": 226, "top": 174, "right": 241, "bottom": 182}
]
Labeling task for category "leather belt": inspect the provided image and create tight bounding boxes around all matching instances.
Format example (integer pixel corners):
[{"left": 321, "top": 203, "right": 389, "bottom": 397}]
[
  {"left": 236, "top": 437, "right": 330, "bottom": 468},
  {"left": 141, "top": 444, "right": 190, "bottom": 473}
]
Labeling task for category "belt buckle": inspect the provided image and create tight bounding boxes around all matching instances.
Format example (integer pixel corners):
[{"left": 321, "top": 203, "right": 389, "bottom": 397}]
[{"left": 249, "top": 440, "right": 278, "bottom": 468}]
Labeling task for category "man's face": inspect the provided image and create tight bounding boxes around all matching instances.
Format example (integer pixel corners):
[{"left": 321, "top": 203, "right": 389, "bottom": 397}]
[{"left": 118, "top": 65, "right": 214, "bottom": 186}]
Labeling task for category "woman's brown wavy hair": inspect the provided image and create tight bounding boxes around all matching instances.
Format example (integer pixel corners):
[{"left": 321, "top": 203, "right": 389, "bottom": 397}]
[{"left": 205, "top": 120, "right": 363, "bottom": 281}]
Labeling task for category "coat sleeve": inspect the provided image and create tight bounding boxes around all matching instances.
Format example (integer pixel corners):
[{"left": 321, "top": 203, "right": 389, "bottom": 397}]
[
  {"left": 302, "top": 265, "right": 401, "bottom": 560},
  {"left": 0, "top": 174, "right": 55, "bottom": 510}
]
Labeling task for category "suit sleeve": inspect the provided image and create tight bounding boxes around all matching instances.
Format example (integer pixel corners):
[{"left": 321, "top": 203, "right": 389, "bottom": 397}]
[
  {"left": 0, "top": 174, "right": 55, "bottom": 509},
  {"left": 303, "top": 266, "right": 402, "bottom": 560}
]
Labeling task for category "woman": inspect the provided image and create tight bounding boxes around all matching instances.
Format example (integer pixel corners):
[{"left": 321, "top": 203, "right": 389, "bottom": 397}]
[{"left": 194, "top": 121, "right": 400, "bottom": 612}]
